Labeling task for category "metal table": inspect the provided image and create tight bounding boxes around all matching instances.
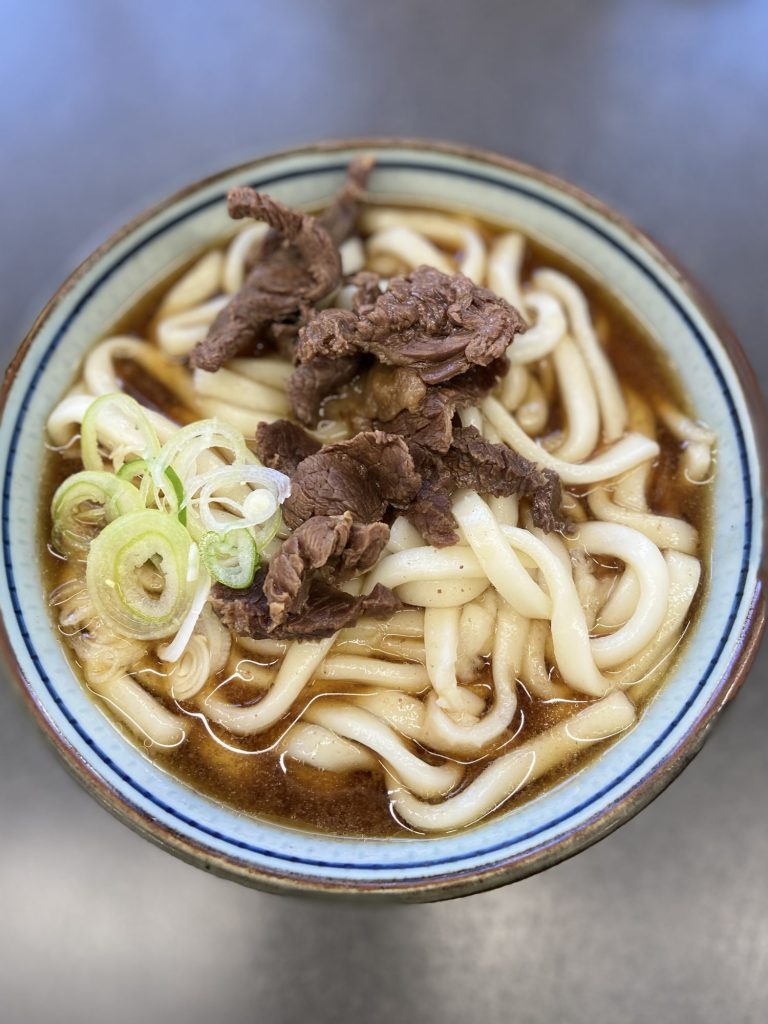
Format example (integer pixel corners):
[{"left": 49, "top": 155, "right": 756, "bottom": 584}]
[{"left": 1, "top": 2, "right": 766, "bottom": 1021}]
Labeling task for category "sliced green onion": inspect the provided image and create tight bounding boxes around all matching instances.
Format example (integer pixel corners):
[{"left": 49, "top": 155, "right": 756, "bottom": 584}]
[
  {"left": 191, "top": 464, "right": 290, "bottom": 535},
  {"left": 152, "top": 419, "right": 253, "bottom": 488},
  {"left": 165, "top": 466, "right": 187, "bottom": 527},
  {"left": 118, "top": 458, "right": 187, "bottom": 527},
  {"left": 81, "top": 393, "right": 160, "bottom": 472},
  {"left": 51, "top": 470, "right": 144, "bottom": 554},
  {"left": 86, "top": 509, "right": 197, "bottom": 640},
  {"left": 200, "top": 528, "right": 259, "bottom": 589}
]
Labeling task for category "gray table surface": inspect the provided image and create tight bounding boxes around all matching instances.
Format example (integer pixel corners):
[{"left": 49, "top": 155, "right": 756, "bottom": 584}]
[{"left": 2, "top": 2, "right": 767, "bottom": 1022}]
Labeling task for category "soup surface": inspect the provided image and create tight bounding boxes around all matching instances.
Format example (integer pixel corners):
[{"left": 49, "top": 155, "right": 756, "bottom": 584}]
[{"left": 42, "top": 172, "right": 713, "bottom": 837}]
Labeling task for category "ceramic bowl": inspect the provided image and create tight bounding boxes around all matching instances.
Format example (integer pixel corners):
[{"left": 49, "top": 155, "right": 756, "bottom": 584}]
[{"left": 1, "top": 140, "right": 765, "bottom": 901}]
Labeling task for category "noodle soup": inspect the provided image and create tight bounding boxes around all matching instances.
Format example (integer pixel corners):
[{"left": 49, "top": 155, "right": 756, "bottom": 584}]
[{"left": 43, "top": 162, "right": 713, "bottom": 837}]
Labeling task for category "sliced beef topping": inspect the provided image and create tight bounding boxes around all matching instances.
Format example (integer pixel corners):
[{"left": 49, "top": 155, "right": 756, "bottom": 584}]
[
  {"left": 264, "top": 513, "right": 389, "bottom": 626},
  {"left": 404, "top": 443, "right": 459, "bottom": 548},
  {"left": 211, "top": 573, "right": 400, "bottom": 641},
  {"left": 445, "top": 427, "right": 568, "bottom": 534},
  {"left": 377, "top": 358, "right": 507, "bottom": 453},
  {"left": 405, "top": 426, "right": 569, "bottom": 546},
  {"left": 288, "top": 355, "right": 362, "bottom": 427},
  {"left": 296, "top": 265, "right": 525, "bottom": 385},
  {"left": 348, "top": 270, "right": 382, "bottom": 309},
  {"left": 317, "top": 155, "right": 375, "bottom": 246},
  {"left": 283, "top": 430, "right": 421, "bottom": 529},
  {"left": 253, "top": 419, "right": 321, "bottom": 475},
  {"left": 191, "top": 159, "right": 373, "bottom": 372}
]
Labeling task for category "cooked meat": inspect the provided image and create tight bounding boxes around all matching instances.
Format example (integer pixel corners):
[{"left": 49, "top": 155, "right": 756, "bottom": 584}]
[
  {"left": 405, "top": 443, "right": 459, "bottom": 547},
  {"left": 211, "top": 571, "right": 399, "bottom": 640},
  {"left": 264, "top": 513, "right": 389, "bottom": 625},
  {"left": 348, "top": 270, "right": 382, "bottom": 309},
  {"left": 283, "top": 430, "right": 421, "bottom": 529},
  {"left": 446, "top": 427, "right": 569, "bottom": 534},
  {"left": 317, "top": 155, "right": 375, "bottom": 245},
  {"left": 405, "top": 426, "right": 569, "bottom": 546},
  {"left": 191, "top": 159, "right": 374, "bottom": 372},
  {"left": 288, "top": 355, "right": 362, "bottom": 426},
  {"left": 296, "top": 265, "right": 525, "bottom": 385},
  {"left": 353, "top": 364, "right": 428, "bottom": 424},
  {"left": 190, "top": 192, "right": 340, "bottom": 371},
  {"left": 253, "top": 419, "right": 321, "bottom": 475},
  {"left": 379, "top": 359, "right": 507, "bottom": 453}
]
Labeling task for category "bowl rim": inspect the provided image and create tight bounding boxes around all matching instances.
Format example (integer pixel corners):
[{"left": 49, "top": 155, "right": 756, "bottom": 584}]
[{"left": 2, "top": 136, "right": 766, "bottom": 901}]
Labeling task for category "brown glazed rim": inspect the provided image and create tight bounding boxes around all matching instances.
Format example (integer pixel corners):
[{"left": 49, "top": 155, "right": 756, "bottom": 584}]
[{"left": 1, "top": 137, "right": 766, "bottom": 902}]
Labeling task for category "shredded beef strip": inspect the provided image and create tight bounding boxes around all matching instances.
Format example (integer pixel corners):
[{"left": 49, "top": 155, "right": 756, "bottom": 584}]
[
  {"left": 264, "top": 513, "right": 389, "bottom": 626},
  {"left": 191, "top": 159, "right": 374, "bottom": 372},
  {"left": 283, "top": 430, "right": 421, "bottom": 529},
  {"left": 253, "top": 419, "right": 321, "bottom": 475},
  {"left": 405, "top": 426, "right": 569, "bottom": 546},
  {"left": 211, "top": 572, "right": 400, "bottom": 641},
  {"left": 317, "top": 155, "right": 375, "bottom": 245},
  {"left": 296, "top": 265, "right": 526, "bottom": 385}
]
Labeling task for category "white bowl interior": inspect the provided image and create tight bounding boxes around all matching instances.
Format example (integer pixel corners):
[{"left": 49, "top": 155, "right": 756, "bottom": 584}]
[{"left": 1, "top": 145, "right": 762, "bottom": 891}]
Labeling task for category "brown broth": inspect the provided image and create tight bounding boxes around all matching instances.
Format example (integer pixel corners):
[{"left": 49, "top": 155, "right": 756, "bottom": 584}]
[{"left": 40, "top": 204, "right": 712, "bottom": 838}]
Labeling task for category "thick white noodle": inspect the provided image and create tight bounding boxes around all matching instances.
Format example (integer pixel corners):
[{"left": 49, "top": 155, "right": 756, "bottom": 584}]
[
  {"left": 487, "top": 232, "right": 526, "bottom": 311},
  {"left": 304, "top": 700, "right": 463, "bottom": 798},
  {"left": 618, "top": 551, "right": 701, "bottom": 693},
  {"left": 93, "top": 674, "right": 188, "bottom": 747},
  {"left": 280, "top": 722, "right": 377, "bottom": 773},
  {"left": 194, "top": 399, "right": 278, "bottom": 434},
  {"left": 84, "top": 336, "right": 198, "bottom": 408},
  {"left": 203, "top": 636, "right": 335, "bottom": 735},
  {"left": 588, "top": 487, "right": 699, "bottom": 554},
  {"left": 459, "top": 406, "right": 485, "bottom": 434},
  {"left": 452, "top": 490, "right": 551, "bottom": 619},
  {"left": 422, "top": 601, "right": 521, "bottom": 754},
  {"left": 551, "top": 336, "right": 601, "bottom": 461},
  {"left": 569, "top": 522, "right": 670, "bottom": 669},
  {"left": 534, "top": 268, "right": 627, "bottom": 440},
  {"left": 456, "top": 593, "right": 497, "bottom": 682},
  {"left": 386, "top": 516, "right": 425, "bottom": 553},
  {"left": 516, "top": 375, "right": 549, "bottom": 436},
  {"left": 225, "top": 357, "right": 293, "bottom": 390},
  {"left": 424, "top": 606, "right": 464, "bottom": 711},
  {"left": 390, "top": 692, "right": 637, "bottom": 832},
  {"left": 155, "top": 296, "right": 229, "bottom": 356},
  {"left": 509, "top": 292, "right": 568, "bottom": 364},
  {"left": 237, "top": 637, "right": 288, "bottom": 659},
  {"left": 396, "top": 578, "right": 490, "bottom": 607},
  {"left": 365, "top": 546, "right": 486, "bottom": 592},
  {"left": 521, "top": 619, "right": 561, "bottom": 699},
  {"left": 498, "top": 524, "right": 608, "bottom": 696},
  {"left": 193, "top": 367, "right": 290, "bottom": 415},
  {"left": 316, "top": 655, "right": 429, "bottom": 692},
  {"left": 159, "top": 251, "right": 224, "bottom": 316},
  {"left": 655, "top": 398, "right": 715, "bottom": 483},
  {"left": 483, "top": 396, "right": 659, "bottom": 485},
  {"left": 340, "top": 236, "right": 365, "bottom": 275},
  {"left": 46, "top": 393, "right": 177, "bottom": 447},
  {"left": 366, "top": 227, "right": 454, "bottom": 275},
  {"left": 598, "top": 568, "right": 639, "bottom": 631},
  {"left": 223, "top": 223, "right": 269, "bottom": 293},
  {"left": 359, "top": 208, "right": 486, "bottom": 283},
  {"left": 501, "top": 364, "right": 530, "bottom": 411}
]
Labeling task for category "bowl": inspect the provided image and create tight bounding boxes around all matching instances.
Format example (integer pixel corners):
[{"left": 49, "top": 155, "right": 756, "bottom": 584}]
[{"left": 1, "top": 139, "right": 765, "bottom": 901}]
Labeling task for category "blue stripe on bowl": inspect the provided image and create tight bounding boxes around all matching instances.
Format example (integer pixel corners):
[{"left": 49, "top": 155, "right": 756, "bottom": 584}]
[{"left": 1, "top": 159, "right": 753, "bottom": 874}]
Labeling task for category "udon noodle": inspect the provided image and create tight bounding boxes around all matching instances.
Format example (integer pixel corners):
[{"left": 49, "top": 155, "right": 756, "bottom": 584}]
[{"left": 43, "top": 185, "right": 712, "bottom": 836}]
